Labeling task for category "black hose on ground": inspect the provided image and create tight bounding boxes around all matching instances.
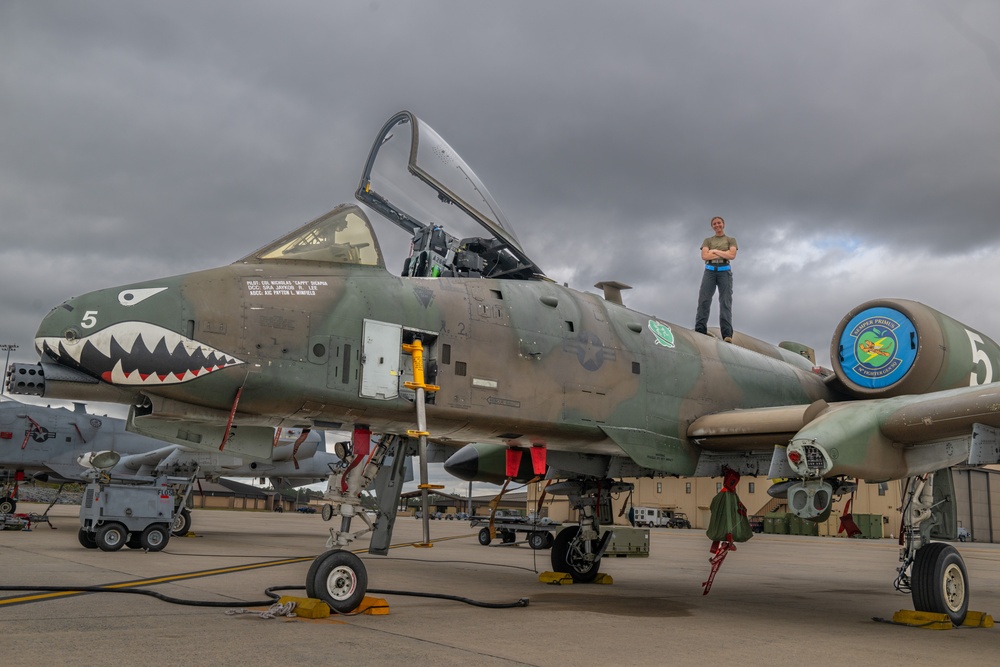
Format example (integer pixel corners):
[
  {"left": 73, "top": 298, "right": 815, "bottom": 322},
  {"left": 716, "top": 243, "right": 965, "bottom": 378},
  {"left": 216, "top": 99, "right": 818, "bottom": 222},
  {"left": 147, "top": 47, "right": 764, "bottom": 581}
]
[{"left": 0, "top": 584, "right": 529, "bottom": 609}]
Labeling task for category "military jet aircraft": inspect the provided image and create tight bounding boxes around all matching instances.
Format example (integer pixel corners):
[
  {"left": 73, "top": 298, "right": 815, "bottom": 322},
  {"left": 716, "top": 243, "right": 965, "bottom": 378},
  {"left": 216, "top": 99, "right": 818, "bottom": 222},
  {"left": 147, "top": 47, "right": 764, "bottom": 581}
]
[
  {"left": 0, "top": 397, "right": 334, "bottom": 533},
  {"left": 8, "top": 110, "right": 1000, "bottom": 624}
]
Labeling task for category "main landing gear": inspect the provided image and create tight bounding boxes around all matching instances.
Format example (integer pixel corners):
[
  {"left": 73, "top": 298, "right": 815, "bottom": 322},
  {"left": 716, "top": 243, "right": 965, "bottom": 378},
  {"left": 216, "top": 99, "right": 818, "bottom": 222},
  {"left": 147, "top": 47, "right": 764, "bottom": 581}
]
[
  {"left": 545, "top": 477, "right": 632, "bottom": 583},
  {"left": 895, "top": 473, "right": 969, "bottom": 625}
]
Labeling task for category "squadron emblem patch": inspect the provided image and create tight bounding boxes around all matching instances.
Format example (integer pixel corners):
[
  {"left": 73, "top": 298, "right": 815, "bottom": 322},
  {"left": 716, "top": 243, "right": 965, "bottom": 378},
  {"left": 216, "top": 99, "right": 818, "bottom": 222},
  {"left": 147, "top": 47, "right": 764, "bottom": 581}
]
[
  {"left": 838, "top": 306, "right": 918, "bottom": 389},
  {"left": 648, "top": 320, "right": 675, "bottom": 348}
]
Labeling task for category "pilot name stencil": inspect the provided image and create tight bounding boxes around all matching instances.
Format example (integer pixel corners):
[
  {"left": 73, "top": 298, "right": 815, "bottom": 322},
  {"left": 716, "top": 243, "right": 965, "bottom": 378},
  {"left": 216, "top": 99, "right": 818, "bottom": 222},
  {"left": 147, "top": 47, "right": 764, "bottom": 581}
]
[{"left": 246, "top": 279, "right": 329, "bottom": 297}]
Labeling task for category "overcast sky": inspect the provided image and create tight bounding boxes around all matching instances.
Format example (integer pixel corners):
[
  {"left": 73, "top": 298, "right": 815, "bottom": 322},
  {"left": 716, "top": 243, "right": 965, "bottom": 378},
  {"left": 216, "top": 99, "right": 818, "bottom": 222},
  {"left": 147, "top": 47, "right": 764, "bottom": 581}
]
[{"left": 3, "top": 3, "right": 999, "bottom": 422}]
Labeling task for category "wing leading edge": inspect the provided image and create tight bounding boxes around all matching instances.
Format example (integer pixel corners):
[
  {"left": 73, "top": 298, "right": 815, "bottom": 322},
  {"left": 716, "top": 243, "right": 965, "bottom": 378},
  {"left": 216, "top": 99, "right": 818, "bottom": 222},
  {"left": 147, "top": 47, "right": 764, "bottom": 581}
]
[{"left": 687, "top": 384, "right": 1000, "bottom": 481}]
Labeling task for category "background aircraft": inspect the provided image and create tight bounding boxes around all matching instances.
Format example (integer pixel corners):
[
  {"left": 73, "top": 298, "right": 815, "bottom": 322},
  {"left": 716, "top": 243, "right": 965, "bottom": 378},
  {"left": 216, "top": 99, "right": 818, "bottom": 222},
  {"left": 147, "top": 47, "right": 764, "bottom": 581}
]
[
  {"left": 0, "top": 397, "right": 336, "bottom": 533},
  {"left": 8, "top": 110, "right": 1000, "bottom": 624}
]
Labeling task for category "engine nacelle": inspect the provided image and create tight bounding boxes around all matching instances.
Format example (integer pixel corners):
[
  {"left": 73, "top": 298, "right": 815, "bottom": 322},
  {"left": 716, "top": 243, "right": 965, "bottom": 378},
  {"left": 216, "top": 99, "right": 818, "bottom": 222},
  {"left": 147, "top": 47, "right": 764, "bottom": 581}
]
[{"left": 831, "top": 298, "right": 1000, "bottom": 398}]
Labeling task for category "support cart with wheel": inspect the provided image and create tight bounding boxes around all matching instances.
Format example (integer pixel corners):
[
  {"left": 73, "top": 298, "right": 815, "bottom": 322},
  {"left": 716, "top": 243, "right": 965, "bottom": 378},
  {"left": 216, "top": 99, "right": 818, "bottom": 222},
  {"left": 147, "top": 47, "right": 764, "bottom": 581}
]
[
  {"left": 470, "top": 513, "right": 561, "bottom": 550},
  {"left": 78, "top": 473, "right": 195, "bottom": 552}
]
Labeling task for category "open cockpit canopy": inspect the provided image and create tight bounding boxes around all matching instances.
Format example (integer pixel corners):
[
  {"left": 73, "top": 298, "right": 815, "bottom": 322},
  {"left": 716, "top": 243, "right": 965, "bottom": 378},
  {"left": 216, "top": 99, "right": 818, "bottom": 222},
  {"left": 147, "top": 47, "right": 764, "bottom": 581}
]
[{"left": 356, "top": 110, "right": 544, "bottom": 280}]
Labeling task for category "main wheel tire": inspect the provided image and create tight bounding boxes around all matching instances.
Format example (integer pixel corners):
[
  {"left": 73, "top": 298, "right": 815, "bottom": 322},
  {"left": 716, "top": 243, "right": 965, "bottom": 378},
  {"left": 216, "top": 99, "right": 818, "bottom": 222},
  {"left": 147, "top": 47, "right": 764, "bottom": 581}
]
[
  {"left": 95, "top": 522, "right": 127, "bottom": 552},
  {"left": 912, "top": 542, "right": 969, "bottom": 625},
  {"left": 550, "top": 526, "right": 601, "bottom": 583},
  {"left": 544, "top": 532, "right": 555, "bottom": 549},
  {"left": 126, "top": 533, "right": 143, "bottom": 549},
  {"left": 0, "top": 497, "right": 16, "bottom": 514},
  {"left": 141, "top": 524, "right": 170, "bottom": 552},
  {"left": 501, "top": 530, "right": 516, "bottom": 544},
  {"left": 305, "top": 549, "right": 368, "bottom": 614},
  {"left": 171, "top": 508, "right": 192, "bottom": 537},
  {"left": 78, "top": 528, "right": 98, "bottom": 549},
  {"left": 478, "top": 527, "right": 492, "bottom": 546},
  {"left": 528, "top": 531, "right": 548, "bottom": 550}
]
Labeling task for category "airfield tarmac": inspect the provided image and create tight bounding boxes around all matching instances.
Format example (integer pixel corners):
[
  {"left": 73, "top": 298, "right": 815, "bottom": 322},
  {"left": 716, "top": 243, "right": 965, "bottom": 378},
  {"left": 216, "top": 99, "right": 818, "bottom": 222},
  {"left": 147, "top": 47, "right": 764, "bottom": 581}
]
[{"left": 2, "top": 504, "right": 999, "bottom": 666}]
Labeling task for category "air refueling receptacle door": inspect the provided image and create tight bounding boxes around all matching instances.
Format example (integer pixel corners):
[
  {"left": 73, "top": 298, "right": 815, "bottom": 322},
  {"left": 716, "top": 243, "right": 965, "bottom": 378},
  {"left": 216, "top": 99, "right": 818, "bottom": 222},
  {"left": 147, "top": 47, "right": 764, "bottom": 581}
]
[{"left": 361, "top": 319, "right": 402, "bottom": 400}]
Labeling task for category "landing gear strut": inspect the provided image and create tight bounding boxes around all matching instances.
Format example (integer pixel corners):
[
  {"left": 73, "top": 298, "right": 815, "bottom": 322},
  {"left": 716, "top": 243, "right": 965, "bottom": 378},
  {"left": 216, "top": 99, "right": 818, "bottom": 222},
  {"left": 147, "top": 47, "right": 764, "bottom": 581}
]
[
  {"left": 305, "top": 429, "right": 414, "bottom": 613},
  {"left": 546, "top": 477, "right": 631, "bottom": 583},
  {"left": 551, "top": 525, "right": 605, "bottom": 582},
  {"left": 896, "top": 473, "right": 969, "bottom": 625}
]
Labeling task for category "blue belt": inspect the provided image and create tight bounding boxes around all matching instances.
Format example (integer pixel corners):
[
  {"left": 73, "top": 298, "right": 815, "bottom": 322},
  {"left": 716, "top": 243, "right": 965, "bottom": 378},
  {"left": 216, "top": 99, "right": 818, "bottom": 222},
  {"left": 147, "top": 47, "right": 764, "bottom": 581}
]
[{"left": 705, "top": 265, "right": 731, "bottom": 272}]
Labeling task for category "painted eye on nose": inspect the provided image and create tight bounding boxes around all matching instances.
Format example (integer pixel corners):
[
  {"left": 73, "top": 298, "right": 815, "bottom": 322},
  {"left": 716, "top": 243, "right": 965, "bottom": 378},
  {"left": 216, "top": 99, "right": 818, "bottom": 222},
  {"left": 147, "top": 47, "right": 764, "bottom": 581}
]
[{"left": 118, "top": 287, "right": 168, "bottom": 306}]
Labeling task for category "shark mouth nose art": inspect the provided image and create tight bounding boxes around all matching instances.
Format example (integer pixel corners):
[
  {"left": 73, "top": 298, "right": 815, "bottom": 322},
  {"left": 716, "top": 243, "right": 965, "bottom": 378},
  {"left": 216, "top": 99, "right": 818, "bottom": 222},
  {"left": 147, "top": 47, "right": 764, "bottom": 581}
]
[{"left": 36, "top": 322, "right": 244, "bottom": 386}]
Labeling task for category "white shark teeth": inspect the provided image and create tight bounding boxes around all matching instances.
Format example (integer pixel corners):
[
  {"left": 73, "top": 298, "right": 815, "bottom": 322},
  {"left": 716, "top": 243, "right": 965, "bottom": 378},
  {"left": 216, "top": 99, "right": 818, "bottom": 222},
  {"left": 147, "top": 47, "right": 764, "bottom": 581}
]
[{"left": 36, "top": 321, "right": 243, "bottom": 386}]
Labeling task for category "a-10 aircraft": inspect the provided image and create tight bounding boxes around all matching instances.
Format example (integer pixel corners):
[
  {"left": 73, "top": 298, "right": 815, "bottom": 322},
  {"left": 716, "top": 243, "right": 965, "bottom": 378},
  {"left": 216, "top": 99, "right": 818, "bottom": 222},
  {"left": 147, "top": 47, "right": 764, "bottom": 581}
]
[
  {"left": 0, "top": 396, "right": 334, "bottom": 533},
  {"left": 8, "top": 110, "right": 1000, "bottom": 624}
]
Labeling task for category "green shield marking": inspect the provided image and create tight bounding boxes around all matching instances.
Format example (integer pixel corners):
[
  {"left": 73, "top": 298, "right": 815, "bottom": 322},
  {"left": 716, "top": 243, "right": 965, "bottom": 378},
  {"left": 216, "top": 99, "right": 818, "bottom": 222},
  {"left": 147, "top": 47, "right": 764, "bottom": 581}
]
[
  {"left": 648, "top": 320, "right": 675, "bottom": 348},
  {"left": 856, "top": 329, "right": 896, "bottom": 369}
]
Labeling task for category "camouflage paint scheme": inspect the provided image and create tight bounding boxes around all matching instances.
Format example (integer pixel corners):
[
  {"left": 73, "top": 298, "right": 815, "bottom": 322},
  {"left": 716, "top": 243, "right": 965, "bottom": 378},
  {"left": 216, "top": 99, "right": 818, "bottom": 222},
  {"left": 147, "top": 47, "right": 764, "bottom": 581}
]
[{"left": 9, "top": 111, "right": 1000, "bottom": 495}]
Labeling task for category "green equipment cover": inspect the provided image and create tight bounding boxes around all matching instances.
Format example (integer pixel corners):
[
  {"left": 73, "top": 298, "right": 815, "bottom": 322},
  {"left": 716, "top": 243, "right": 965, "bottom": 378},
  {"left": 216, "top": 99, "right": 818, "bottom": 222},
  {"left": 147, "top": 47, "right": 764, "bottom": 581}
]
[{"left": 706, "top": 468, "right": 753, "bottom": 543}]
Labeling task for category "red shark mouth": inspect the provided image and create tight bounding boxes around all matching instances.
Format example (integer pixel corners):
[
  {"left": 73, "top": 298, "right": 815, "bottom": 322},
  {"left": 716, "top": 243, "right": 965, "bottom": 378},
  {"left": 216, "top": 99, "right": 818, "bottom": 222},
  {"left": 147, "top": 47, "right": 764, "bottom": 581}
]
[{"left": 36, "top": 322, "right": 244, "bottom": 386}]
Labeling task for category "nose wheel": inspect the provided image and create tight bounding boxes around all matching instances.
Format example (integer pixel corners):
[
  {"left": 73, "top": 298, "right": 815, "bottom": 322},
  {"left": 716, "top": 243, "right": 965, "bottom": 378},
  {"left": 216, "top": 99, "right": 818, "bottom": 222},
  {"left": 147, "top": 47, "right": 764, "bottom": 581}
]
[{"left": 306, "top": 549, "right": 369, "bottom": 614}]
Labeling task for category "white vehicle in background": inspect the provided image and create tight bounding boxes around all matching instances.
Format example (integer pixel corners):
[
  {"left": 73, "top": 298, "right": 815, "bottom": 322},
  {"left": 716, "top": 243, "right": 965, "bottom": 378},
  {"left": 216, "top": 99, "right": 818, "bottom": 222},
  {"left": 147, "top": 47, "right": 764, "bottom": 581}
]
[{"left": 633, "top": 507, "right": 673, "bottom": 528}]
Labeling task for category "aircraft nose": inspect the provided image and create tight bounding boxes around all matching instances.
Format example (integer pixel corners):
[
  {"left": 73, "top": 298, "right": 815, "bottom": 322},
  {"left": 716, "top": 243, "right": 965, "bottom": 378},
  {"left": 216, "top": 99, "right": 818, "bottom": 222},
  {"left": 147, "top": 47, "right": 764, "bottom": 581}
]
[
  {"left": 6, "top": 292, "right": 134, "bottom": 401},
  {"left": 33, "top": 288, "right": 119, "bottom": 367},
  {"left": 34, "top": 298, "right": 88, "bottom": 361}
]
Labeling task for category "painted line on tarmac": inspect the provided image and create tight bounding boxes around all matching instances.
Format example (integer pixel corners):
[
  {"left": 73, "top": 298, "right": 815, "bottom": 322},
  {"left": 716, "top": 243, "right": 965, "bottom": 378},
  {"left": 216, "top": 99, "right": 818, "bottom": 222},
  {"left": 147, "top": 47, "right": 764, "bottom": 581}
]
[
  {"left": 0, "top": 556, "right": 316, "bottom": 607},
  {"left": 0, "top": 533, "right": 476, "bottom": 607}
]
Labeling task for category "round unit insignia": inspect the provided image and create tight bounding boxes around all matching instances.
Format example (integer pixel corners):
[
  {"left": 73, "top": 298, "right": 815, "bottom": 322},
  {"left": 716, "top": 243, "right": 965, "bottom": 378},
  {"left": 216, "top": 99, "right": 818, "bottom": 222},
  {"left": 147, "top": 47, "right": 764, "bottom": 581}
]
[{"left": 838, "top": 306, "right": 918, "bottom": 389}]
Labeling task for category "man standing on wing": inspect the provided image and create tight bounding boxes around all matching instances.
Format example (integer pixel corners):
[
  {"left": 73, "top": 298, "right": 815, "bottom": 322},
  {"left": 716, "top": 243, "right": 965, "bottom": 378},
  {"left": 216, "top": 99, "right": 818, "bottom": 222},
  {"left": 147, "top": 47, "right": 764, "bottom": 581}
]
[{"left": 694, "top": 216, "right": 738, "bottom": 342}]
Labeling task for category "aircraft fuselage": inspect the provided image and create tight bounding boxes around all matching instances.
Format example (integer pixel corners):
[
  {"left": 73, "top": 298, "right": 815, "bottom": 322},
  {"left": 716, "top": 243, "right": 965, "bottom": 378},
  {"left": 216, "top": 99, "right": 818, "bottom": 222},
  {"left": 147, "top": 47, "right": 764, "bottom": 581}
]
[{"left": 25, "top": 256, "right": 834, "bottom": 476}]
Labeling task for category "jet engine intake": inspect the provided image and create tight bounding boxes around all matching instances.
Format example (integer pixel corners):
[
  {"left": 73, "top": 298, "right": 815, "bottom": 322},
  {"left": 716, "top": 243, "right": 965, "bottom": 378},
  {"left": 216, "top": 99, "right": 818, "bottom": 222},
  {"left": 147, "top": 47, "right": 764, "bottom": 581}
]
[{"left": 831, "top": 298, "right": 1000, "bottom": 398}]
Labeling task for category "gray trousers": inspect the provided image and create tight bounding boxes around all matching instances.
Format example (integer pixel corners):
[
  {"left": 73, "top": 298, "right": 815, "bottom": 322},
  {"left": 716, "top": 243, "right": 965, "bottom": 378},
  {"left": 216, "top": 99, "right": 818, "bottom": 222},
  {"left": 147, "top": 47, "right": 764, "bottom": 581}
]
[{"left": 694, "top": 269, "right": 733, "bottom": 339}]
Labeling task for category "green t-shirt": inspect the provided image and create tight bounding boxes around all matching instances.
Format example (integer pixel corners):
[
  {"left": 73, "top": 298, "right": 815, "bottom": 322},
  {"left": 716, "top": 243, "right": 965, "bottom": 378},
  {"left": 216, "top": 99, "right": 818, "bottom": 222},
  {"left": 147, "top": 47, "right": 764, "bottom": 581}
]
[{"left": 702, "top": 235, "right": 737, "bottom": 265}]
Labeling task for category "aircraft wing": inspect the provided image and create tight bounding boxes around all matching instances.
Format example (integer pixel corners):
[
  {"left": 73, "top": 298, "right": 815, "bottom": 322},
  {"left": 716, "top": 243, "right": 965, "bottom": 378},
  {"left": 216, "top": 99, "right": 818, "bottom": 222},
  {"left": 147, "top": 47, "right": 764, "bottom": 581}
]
[
  {"left": 688, "top": 403, "right": 819, "bottom": 451},
  {"left": 688, "top": 383, "right": 1000, "bottom": 480}
]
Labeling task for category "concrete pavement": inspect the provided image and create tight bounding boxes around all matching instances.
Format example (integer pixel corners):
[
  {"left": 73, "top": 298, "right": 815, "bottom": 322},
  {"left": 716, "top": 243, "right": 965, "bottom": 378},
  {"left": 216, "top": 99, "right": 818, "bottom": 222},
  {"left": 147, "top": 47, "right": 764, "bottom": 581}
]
[{"left": 2, "top": 503, "right": 999, "bottom": 666}]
